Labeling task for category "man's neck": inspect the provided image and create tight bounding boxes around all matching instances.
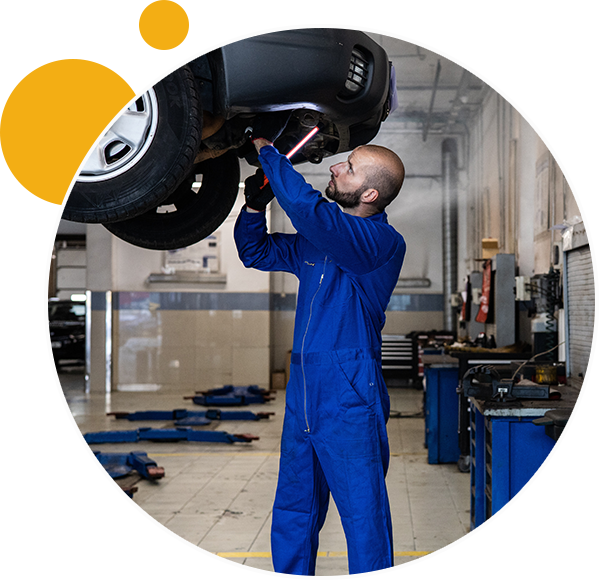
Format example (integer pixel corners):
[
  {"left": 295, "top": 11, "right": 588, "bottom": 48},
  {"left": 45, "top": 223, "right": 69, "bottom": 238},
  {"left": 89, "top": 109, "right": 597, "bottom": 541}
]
[{"left": 344, "top": 204, "right": 380, "bottom": 219}]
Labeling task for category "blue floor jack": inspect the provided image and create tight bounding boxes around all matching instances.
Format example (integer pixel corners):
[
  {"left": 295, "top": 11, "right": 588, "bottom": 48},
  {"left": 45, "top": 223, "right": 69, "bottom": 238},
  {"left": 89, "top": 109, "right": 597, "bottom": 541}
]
[
  {"left": 107, "top": 408, "right": 274, "bottom": 426},
  {"left": 93, "top": 451, "right": 165, "bottom": 498},
  {"left": 84, "top": 427, "right": 259, "bottom": 445},
  {"left": 185, "top": 385, "right": 275, "bottom": 406}
]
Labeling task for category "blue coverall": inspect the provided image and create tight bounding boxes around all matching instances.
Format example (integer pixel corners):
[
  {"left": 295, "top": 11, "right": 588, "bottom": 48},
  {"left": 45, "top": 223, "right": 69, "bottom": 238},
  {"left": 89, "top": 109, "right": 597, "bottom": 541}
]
[{"left": 234, "top": 145, "right": 406, "bottom": 575}]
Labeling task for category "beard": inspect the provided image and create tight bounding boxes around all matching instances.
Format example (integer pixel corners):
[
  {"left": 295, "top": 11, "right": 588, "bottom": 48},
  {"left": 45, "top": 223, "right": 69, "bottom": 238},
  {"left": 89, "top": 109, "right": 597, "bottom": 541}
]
[{"left": 325, "top": 180, "right": 363, "bottom": 209}]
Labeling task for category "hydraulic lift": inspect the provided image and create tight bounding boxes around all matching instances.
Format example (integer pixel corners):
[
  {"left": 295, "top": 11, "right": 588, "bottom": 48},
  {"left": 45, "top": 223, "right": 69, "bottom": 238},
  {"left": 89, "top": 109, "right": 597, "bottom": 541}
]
[
  {"left": 186, "top": 385, "right": 275, "bottom": 406},
  {"left": 107, "top": 408, "right": 274, "bottom": 426},
  {"left": 93, "top": 451, "right": 165, "bottom": 497},
  {"left": 94, "top": 450, "right": 165, "bottom": 479},
  {"left": 84, "top": 427, "right": 259, "bottom": 444}
]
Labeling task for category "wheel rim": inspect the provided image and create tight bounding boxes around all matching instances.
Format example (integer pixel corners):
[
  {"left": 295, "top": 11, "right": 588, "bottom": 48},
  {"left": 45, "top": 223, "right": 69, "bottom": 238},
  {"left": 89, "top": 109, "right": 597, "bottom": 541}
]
[{"left": 78, "top": 89, "right": 159, "bottom": 182}]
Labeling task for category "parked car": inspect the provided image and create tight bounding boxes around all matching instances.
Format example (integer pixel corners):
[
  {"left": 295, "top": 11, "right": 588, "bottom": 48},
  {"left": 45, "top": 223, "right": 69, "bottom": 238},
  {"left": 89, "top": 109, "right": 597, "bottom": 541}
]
[
  {"left": 49, "top": 299, "right": 86, "bottom": 370},
  {"left": 62, "top": 28, "right": 397, "bottom": 250}
]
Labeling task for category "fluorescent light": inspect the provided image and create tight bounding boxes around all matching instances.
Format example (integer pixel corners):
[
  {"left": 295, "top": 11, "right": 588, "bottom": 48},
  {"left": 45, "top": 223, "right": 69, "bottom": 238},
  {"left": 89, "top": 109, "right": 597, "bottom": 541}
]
[{"left": 71, "top": 294, "right": 87, "bottom": 302}]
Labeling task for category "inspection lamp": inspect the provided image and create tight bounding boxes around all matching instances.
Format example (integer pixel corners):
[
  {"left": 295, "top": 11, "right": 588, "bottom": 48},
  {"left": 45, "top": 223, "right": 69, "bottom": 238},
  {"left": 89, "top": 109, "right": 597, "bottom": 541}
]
[{"left": 285, "top": 126, "right": 320, "bottom": 159}]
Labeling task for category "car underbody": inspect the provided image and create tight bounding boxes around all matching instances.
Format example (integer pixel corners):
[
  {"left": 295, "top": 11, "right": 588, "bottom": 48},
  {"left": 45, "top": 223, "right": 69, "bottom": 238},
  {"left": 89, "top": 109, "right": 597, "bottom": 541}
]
[{"left": 62, "top": 29, "right": 397, "bottom": 250}]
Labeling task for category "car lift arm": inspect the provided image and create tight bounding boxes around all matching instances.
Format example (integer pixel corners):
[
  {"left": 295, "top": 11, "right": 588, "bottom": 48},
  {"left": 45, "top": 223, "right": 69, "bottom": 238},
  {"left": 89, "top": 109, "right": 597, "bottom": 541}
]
[
  {"left": 107, "top": 408, "right": 274, "bottom": 424},
  {"left": 185, "top": 385, "right": 276, "bottom": 406},
  {"left": 94, "top": 451, "right": 165, "bottom": 480},
  {"left": 85, "top": 427, "right": 259, "bottom": 444}
]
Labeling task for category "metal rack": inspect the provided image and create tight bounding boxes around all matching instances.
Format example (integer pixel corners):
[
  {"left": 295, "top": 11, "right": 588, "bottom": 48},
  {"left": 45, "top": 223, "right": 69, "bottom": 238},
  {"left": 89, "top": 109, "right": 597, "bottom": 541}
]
[{"left": 381, "top": 334, "right": 418, "bottom": 386}]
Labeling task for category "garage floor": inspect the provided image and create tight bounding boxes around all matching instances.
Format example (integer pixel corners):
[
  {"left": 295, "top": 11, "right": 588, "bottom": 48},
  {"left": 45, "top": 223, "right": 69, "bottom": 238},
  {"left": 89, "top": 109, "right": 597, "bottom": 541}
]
[{"left": 60, "top": 370, "right": 470, "bottom": 576}]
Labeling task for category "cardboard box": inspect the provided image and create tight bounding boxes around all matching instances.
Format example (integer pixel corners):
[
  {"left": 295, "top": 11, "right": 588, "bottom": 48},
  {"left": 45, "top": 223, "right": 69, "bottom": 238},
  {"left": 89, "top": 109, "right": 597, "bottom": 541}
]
[
  {"left": 271, "top": 371, "right": 287, "bottom": 390},
  {"left": 482, "top": 238, "right": 499, "bottom": 260}
]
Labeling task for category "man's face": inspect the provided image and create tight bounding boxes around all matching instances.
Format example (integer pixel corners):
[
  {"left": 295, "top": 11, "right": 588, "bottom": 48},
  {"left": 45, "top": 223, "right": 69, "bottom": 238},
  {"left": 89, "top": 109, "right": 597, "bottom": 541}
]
[{"left": 325, "top": 148, "right": 372, "bottom": 208}]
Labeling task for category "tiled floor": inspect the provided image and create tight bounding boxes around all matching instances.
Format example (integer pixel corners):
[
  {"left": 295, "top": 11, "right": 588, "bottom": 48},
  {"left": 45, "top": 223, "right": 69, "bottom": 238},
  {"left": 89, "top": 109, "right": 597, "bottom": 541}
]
[{"left": 60, "top": 370, "right": 470, "bottom": 575}]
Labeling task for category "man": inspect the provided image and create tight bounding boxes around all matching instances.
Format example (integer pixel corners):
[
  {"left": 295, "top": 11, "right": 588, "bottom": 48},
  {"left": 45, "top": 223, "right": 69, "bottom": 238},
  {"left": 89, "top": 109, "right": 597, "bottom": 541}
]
[{"left": 234, "top": 128, "right": 406, "bottom": 575}]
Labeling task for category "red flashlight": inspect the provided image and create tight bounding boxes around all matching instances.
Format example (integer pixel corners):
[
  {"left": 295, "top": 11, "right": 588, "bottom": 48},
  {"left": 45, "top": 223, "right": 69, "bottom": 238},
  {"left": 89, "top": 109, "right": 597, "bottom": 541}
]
[
  {"left": 260, "top": 126, "right": 320, "bottom": 190},
  {"left": 285, "top": 126, "right": 320, "bottom": 159}
]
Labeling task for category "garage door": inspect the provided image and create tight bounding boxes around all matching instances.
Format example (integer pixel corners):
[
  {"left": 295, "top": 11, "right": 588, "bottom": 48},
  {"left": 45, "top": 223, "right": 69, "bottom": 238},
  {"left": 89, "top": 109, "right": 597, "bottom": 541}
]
[{"left": 565, "top": 241, "right": 594, "bottom": 380}]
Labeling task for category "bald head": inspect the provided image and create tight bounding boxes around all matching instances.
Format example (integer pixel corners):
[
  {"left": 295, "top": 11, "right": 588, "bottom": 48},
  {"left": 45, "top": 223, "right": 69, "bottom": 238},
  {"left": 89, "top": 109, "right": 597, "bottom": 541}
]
[{"left": 357, "top": 145, "right": 405, "bottom": 210}]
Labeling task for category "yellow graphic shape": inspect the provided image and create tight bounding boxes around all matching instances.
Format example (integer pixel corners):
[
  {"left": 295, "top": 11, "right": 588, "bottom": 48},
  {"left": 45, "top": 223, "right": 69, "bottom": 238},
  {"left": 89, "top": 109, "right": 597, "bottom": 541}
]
[
  {"left": 0, "top": 59, "right": 134, "bottom": 205},
  {"left": 139, "top": 1, "right": 189, "bottom": 50}
]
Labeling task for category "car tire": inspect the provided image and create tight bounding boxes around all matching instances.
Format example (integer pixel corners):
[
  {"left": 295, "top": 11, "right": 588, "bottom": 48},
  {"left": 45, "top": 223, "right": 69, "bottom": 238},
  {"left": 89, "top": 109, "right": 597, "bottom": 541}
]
[
  {"left": 104, "top": 151, "right": 240, "bottom": 250},
  {"left": 62, "top": 66, "right": 202, "bottom": 223}
]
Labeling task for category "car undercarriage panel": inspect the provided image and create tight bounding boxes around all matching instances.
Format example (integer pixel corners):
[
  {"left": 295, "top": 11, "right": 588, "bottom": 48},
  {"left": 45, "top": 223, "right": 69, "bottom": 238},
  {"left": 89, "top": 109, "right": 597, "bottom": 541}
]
[{"left": 212, "top": 29, "right": 390, "bottom": 127}]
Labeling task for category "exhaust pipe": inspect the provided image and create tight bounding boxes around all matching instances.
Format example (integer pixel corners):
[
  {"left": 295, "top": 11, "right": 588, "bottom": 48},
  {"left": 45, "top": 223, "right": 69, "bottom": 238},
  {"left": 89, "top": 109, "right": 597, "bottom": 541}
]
[{"left": 442, "top": 138, "right": 458, "bottom": 332}]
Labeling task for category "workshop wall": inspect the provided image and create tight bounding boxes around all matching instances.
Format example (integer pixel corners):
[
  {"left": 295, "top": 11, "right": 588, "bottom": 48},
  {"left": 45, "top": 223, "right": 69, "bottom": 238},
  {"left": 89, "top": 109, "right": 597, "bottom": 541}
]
[
  {"left": 462, "top": 89, "right": 580, "bottom": 276},
  {"left": 459, "top": 87, "right": 582, "bottom": 346},
  {"left": 87, "top": 193, "right": 274, "bottom": 393}
]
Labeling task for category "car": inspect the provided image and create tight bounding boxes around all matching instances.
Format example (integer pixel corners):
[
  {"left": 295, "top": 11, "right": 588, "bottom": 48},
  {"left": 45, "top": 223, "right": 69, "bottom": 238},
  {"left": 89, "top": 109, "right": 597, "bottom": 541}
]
[
  {"left": 62, "top": 28, "right": 398, "bottom": 250},
  {"left": 49, "top": 299, "right": 86, "bottom": 370}
]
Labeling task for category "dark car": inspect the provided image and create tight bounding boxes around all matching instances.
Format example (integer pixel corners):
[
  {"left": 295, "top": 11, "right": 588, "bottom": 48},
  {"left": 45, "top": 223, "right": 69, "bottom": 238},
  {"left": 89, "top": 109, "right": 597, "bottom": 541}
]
[
  {"left": 49, "top": 300, "right": 86, "bottom": 370},
  {"left": 62, "top": 28, "right": 397, "bottom": 251}
]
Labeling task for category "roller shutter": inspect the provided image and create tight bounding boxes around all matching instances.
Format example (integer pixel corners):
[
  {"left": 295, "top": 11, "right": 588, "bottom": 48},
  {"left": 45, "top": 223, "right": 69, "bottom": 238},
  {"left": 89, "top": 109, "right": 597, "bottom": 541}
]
[{"left": 565, "top": 241, "right": 594, "bottom": 380}]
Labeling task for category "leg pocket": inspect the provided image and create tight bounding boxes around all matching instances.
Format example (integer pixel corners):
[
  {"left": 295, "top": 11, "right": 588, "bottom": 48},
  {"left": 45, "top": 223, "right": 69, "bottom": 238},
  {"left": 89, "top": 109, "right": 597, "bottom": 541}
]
[{"left": 335, "top": 358, "right": 376, "bottom": 409}]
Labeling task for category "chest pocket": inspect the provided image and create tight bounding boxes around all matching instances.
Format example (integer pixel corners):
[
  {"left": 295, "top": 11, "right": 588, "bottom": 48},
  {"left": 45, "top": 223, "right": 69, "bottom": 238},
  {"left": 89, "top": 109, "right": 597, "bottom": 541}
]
[{"left": 316, "top": 260, "right": 355, "bottom": 307}]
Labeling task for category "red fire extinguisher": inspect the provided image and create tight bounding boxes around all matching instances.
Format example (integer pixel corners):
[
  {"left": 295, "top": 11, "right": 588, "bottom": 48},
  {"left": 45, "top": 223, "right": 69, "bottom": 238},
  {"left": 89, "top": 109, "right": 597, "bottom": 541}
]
[{"left": 475, "top": 260, "right": 492, "bottom": 323}]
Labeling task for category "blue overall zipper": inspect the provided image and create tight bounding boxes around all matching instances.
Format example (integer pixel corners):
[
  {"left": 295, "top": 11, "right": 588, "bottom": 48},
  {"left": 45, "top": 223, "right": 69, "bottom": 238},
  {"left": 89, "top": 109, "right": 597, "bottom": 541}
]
[{"left": 300, "top": 256, "right": 328, "bottom": 433}]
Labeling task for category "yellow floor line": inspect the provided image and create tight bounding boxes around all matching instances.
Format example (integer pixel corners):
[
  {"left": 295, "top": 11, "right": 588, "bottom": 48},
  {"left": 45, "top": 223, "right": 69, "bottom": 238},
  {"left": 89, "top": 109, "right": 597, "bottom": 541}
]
[
  {"left": 215, "top": 551, "right": 431, "bottom": 559},
  {"left": 148, "top": 451, "right": 427, "bottom": 458},
  {"left": 149, "top": 452, "right": 280, "bottom": 457},
  {"left": 217, "top": 552, "right": 272, "bottom": 558}
]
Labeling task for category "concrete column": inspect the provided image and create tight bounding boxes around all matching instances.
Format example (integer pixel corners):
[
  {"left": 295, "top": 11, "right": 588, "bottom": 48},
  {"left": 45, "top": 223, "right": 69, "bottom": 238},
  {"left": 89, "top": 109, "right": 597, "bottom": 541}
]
[{"left": 85, "top": 225, "right": 114, "bottom": 393}]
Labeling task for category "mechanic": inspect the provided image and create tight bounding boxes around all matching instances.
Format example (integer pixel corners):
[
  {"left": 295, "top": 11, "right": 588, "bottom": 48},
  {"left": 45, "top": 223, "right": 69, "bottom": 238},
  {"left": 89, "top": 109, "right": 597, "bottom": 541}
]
[{"left": 234, "top": 120, "right": 406, "bottom": 575}]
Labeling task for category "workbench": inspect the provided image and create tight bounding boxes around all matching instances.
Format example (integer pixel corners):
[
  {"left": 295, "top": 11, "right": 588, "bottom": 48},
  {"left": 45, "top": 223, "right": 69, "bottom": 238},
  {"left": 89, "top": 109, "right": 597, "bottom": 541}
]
[
  {"left": 422, "top": 354, "right": 460, "bottom": 464},
  {"left": 468, "top": 386, "right": 577, "bottom": 529},
  {"left": 445, "top": 349, "right": 533, "bottom": 471}
]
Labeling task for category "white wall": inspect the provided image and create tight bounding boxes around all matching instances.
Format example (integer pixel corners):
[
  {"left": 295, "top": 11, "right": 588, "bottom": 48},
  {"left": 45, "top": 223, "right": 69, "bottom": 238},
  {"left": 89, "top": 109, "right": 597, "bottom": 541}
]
[
  {"left": 460, "top": 85, "right": 584, "bottom": 347},
  {"left": 88, "top": 190, "right": 271, "bottom": 294}
]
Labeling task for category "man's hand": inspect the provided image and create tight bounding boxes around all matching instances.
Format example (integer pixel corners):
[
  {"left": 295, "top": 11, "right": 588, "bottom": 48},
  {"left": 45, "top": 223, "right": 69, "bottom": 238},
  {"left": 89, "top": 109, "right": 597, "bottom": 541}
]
[
  {"left": 244, "top": 169, "right": 275, "bottom": 212},
  {"left": 252, "top": 138, "right": 272, "bottom": 153}
]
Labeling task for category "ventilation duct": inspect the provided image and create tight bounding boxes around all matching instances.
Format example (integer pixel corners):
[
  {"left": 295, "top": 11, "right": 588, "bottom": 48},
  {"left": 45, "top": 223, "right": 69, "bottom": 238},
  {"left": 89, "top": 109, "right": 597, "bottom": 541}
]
[{"left": 442, "top": 138, "right": 458, "bottom": 331}]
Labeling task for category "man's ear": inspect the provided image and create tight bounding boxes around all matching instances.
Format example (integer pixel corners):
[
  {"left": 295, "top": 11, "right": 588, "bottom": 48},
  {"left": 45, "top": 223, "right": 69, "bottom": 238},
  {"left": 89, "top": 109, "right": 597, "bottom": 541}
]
[{"left": 361, "top": 188, "right": 379, "bottom": 204}]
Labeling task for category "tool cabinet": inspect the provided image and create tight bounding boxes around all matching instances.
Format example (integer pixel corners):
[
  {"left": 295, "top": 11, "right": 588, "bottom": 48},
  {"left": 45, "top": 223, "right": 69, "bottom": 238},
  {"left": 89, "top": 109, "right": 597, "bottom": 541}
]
[
  {"left": 423, "top": 355, "right": 460, "bottom": 464},
  {"left": 469, "top": 400, "right": 557, "bottom": 529}
]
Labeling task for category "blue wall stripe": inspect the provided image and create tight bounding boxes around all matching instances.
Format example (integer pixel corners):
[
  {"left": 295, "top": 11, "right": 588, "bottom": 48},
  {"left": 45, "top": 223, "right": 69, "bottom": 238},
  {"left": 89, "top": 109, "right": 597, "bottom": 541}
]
[
  {"left": 387, "top": 293, "right": 445, "bottom": 312},
  {"left": 271, "top": 293, "right": 298, "bottom": 312},
  {"left": 115, "top": 291, "right": 270, "bottom": 311},
  {"left": 91, "top": 291, "right": 444, "bottom": 312}
]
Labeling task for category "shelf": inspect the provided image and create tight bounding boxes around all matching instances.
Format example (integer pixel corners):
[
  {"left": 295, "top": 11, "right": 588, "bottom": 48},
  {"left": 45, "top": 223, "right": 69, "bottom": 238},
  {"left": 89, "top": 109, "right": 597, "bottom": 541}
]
[{"left": 146, "top": 272, "right": 227, "bottom": 284}]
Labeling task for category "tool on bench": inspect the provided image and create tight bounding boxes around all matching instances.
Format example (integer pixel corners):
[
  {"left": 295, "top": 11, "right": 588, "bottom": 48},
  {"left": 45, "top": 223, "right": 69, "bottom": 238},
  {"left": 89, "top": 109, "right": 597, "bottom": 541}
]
[
  {"left": 460, "top": 365, "right": 551, "bottom": 402},
  {"left": 84, "top": 427, "right": 259, "bottom": 445},
  {"left": 459, "top": 343, "right": 565, "bottom": 402},
  {"left": 107, "top": 408, "right": 274, "bottom": 426}
]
